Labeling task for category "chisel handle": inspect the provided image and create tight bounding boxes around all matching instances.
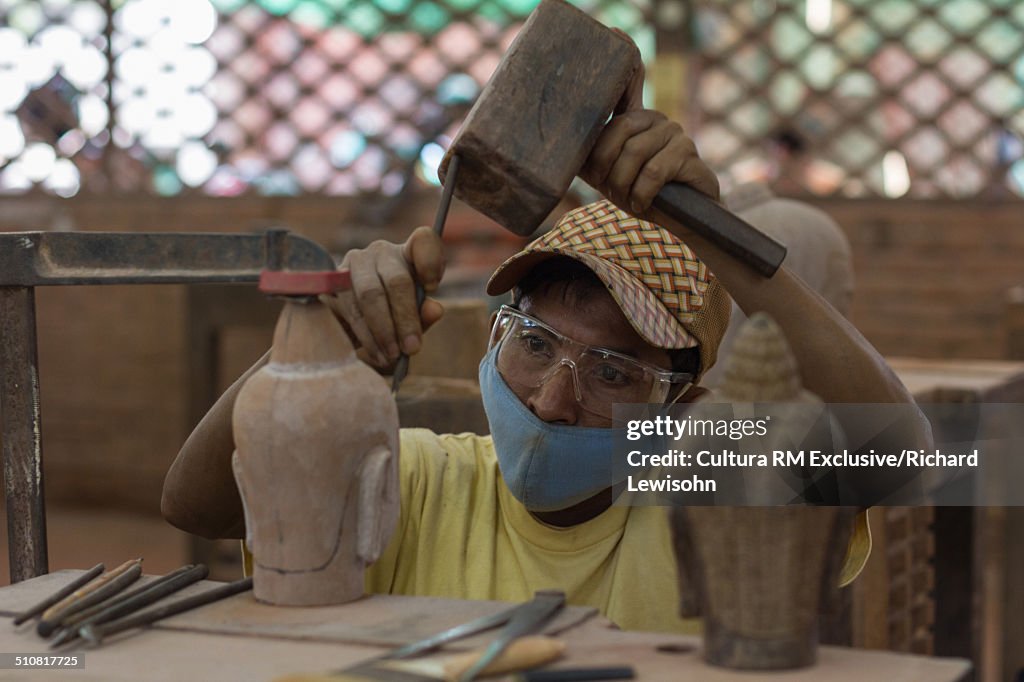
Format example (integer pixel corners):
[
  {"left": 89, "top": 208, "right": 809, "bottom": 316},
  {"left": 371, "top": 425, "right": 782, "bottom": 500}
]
[{"left": 391, "top": 154, "right": 461, "bottom": 395}]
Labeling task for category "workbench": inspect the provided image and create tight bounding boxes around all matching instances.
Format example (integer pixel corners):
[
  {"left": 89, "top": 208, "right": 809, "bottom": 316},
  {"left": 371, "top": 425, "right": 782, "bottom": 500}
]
[
  {"left": 887, "top": 357, "right": 1024, "bottom": 403},
  {"left": 0, "top": 570, "right": 970, "bottom": 681}
]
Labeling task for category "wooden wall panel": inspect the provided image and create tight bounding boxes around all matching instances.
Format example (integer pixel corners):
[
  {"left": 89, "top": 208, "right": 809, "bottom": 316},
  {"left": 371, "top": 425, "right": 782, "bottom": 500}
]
[
  {"left": 1, "top": 196, "right": 1022, "bottom": 512},
  {"left": 813, "top": 198, "right": 1024, "bottom": 360}
]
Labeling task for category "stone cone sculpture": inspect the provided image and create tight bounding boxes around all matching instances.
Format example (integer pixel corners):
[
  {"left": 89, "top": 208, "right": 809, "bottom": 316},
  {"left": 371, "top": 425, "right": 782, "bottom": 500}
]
[
  {"left": 232, "top": 298, "right": 399, "bottom": 606},
  {"left": 670, "top": 312, "right": 856, "bottom": 670}
]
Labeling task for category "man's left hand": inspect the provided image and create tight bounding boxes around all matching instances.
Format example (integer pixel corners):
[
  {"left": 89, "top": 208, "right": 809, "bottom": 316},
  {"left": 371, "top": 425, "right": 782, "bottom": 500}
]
[{"left": 580, "top": 64, "right": 719, "bottom": 218}]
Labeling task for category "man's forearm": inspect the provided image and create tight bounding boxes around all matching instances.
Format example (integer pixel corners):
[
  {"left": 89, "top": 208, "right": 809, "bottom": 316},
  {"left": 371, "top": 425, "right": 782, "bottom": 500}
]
[
  {"left": 654, "top": 208, "right": 933, "bottom": 469},
  {"left": 656, "top": 209, "right": 912, "bottom": 405},
  {"left": 680, "top": 223, "right": 933, "bottom": 504}
]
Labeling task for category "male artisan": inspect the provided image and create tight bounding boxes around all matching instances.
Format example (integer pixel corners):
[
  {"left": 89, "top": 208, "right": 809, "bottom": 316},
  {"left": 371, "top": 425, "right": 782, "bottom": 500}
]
[{"left": 162, "top": 93, "right": 928, "bottom": 633}]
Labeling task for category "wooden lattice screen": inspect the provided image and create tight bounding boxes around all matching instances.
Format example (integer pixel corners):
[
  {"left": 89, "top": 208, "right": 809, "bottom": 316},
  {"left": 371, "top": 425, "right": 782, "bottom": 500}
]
[
  {"left": 4, "top": 1, "right": 1022, "bottom": 200},
  {"left": 883, "top": 506, "right": 935, "bottom": 655},
  {"left": 0, "top": 0, "right": 653, "bottom": 197},
  {"left": 687, "top": 0, "right": 1024, "bottom": 199}
]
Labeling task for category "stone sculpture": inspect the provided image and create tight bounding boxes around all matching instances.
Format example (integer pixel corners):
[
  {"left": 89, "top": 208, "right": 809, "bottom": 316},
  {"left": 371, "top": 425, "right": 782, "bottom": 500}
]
[
  {"left": 670, "top": 312, "right": 856, "bottom": 669},
  {"left": 233, "top": 297, "right": 399, "bottom": 606}
]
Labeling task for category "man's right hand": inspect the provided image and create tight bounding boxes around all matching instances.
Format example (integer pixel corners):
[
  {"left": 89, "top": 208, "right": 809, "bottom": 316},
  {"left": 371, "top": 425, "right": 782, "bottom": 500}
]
[
  {"left": 163, "top": 227, "right": 445, "bottom": 539},
  {"left": 324, "top": 226, "right": 446, "bottom": 369}
]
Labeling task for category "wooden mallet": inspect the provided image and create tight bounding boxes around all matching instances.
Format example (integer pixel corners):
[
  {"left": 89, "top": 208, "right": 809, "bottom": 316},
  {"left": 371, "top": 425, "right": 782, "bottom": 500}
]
[{"left": 439, "top": 0, "right": 786, "bottom": 277}]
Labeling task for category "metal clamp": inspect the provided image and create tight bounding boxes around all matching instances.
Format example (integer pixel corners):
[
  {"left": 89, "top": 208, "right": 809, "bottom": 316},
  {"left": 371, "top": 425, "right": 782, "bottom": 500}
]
[{"left": 0, "top": 229, "right": 338, "bottom": 583}]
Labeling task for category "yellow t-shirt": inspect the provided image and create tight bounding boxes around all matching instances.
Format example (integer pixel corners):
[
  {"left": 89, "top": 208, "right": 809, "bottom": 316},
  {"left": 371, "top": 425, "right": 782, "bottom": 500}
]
[
  {"left": 366, "top": 428, "right": 871, "bottom": 634},
  {"left": 244, "top": 428, "right": 871, "bottom": 634}
]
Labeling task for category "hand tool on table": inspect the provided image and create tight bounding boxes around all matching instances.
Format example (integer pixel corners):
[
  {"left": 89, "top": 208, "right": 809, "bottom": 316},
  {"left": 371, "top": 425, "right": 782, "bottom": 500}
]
[
  {"left": 79, "top": 576, "right": 253, "bottom": 646},
  {"left": 383, "top": 588, "right": 564, "bottom": 662},
  {"left": 391, "top": 154, "right": 462, "bottom": 395},
  {"left": 277, "top": 636, "right": 565, "bottom": 682},
  {"left": 512, "top": 666, "right": 635, "bottom": 681},
  {"left": 438, "top": 0, "right": 785, "bottom": 277},
  {"left": 37, "top": 558, "right": 142, "bottom": 637},
  {"left": 280, "top": 589, "right": 567, "bottom": 682},
  {"left": 12, "top": 562, "right": 104, "bottom": 626},
  {"left": 49, "top": 563, "right": 209, "bottom": 647},
  {"left": 455, "top": 589, "right": 565, "bottom": 681}
]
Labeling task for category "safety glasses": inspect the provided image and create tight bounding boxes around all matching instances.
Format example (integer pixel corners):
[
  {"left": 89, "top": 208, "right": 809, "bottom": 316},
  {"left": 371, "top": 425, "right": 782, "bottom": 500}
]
[{"left": 489, "top": 305, "right": 694, "bottom": 418}]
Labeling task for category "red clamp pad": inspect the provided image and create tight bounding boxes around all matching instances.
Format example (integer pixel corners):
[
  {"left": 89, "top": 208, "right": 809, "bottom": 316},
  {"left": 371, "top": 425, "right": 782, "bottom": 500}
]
[{"left": 259, "top": 269, "right": 352, "bottom": 295}]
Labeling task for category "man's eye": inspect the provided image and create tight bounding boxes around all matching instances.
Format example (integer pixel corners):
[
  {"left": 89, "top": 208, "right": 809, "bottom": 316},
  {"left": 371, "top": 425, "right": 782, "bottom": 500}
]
[
  {"left": 519, "top": 332, "right": 552, "bottom": 355},
  {"left": 594, "top": 362, "right": 632, "bottom": 385}
]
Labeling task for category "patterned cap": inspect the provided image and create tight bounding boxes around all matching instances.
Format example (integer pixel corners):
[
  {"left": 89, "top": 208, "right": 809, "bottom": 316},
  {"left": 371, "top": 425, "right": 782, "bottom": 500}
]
[{"left": 487, "top": 199, "right": 732, "bottom": 380}]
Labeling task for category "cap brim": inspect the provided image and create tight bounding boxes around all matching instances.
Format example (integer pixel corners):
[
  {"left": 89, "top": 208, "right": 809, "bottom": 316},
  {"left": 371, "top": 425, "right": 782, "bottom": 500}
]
[
  {"left": 486, "top": 247, "right": 698, "bottom": 350},
  {"left": 486, "top": 250, "right": 564, "bottom": 296}
]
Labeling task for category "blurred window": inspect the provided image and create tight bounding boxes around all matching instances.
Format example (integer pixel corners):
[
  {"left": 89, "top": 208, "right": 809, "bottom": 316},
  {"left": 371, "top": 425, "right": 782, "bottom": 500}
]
[
  {"left": 690, "top": 0, "right": 1024, "bottom": 198},
  {"left": 0, "top": 0, "right": 653, "bottom": 197}
]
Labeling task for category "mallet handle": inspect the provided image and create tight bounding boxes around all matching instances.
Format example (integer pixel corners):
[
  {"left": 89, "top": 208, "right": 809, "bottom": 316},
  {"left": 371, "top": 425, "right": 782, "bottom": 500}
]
[{"left": 652, "top": 183, "right": 787, "bottom": 278}]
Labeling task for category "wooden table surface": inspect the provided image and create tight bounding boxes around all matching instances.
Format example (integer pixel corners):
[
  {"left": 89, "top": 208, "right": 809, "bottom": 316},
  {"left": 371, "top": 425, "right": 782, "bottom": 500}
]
[
  {"left": 887, "top": 356, "right": 1024, "bottom": 402},
  {"left": 0, "top": 571, "right": 971, "bottom": 682}
]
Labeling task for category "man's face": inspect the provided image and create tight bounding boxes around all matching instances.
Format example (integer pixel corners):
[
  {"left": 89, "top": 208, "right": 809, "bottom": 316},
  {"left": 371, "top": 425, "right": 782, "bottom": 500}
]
[{"left": 510, "top": 287, "right": 674, "bottom": 428}]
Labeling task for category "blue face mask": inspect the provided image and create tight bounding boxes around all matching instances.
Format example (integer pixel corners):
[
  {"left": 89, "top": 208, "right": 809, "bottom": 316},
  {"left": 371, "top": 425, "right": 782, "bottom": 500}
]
[{"left": 478, "top": 345, "right": 615, "bottom": 512}]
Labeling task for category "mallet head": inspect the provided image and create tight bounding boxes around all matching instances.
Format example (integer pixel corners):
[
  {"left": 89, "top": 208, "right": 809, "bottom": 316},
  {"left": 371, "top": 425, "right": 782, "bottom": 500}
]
[{"left": 439, "top": 0, "right": 641, "bottom": 236}]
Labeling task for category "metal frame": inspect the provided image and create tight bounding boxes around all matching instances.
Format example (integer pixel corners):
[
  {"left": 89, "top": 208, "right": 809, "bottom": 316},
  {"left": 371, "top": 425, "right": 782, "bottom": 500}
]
[{"left": 0, "top": 229, "right": 336, "bottom": 583}]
